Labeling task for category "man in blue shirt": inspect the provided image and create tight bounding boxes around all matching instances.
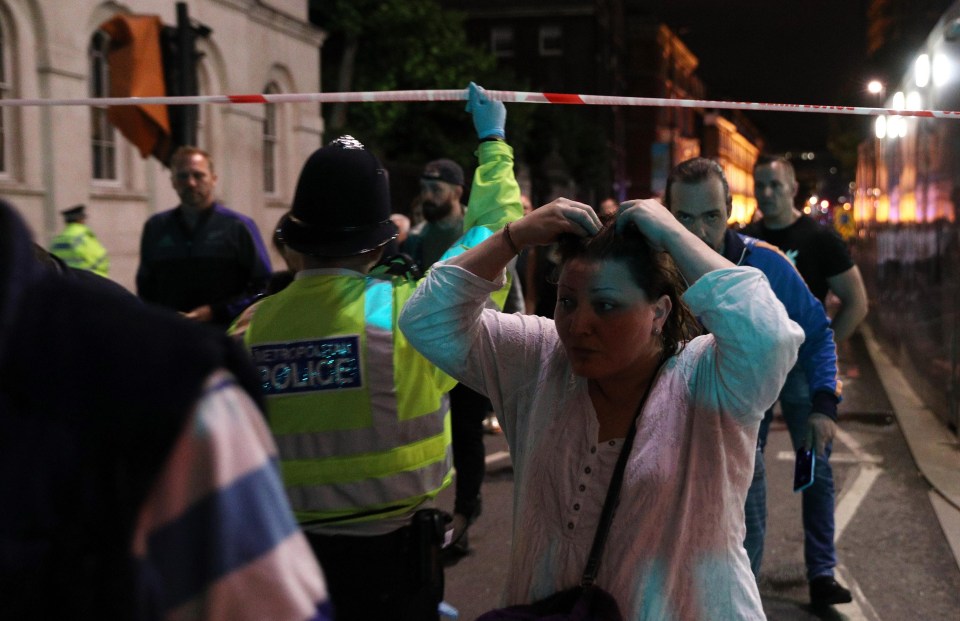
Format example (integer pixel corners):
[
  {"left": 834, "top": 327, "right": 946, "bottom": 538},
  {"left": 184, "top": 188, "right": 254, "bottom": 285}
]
[{"left": 664, "top": 157, "right": 850, "bottom": 608}]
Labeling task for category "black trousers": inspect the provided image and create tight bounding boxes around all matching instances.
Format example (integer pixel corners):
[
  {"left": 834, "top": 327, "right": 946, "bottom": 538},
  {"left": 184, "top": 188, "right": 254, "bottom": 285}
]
[
  {"left": 305, "top": 518, "right": 443, "bottom": 621},
  {"left": 449, "top": 383, "right": 489, "bottom": 518}
]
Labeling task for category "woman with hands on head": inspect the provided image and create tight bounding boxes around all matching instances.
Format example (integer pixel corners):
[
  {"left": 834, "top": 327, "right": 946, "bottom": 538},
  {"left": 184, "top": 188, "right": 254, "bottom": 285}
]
[{"left": 399, "top": 197, "right": 803, "bottom": 619}]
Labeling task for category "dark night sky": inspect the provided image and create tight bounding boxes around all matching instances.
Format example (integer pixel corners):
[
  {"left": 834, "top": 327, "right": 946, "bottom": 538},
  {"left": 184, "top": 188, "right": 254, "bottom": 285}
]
[{"left": 648, "top": 1, "right": 872, "bottom": 152}]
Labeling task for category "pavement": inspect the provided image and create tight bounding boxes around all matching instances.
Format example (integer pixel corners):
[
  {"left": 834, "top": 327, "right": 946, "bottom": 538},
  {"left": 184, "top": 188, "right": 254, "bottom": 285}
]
[{"left": 854, "top": 323, "right": 960, "bottom": 572}]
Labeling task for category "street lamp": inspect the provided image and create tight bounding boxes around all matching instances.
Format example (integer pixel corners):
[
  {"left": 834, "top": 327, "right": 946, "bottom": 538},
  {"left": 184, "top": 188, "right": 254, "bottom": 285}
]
[{"left": 867, "top": 79, "right": 885, "bottom": 108}]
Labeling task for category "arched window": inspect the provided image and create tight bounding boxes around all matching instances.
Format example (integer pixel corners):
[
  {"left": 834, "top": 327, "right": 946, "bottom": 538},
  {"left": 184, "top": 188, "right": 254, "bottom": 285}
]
[
  {"left": 262, "top": 81, "right": 280, "bottom": 194},
  {"left": 89, "top": 30, "right": 116, "bottom": 180}
]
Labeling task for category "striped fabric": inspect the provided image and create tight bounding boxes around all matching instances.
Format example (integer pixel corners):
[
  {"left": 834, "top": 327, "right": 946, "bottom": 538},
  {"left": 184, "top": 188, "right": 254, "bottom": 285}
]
[{"left": 131, "top": 370, "right": 332, "bottom": 621}]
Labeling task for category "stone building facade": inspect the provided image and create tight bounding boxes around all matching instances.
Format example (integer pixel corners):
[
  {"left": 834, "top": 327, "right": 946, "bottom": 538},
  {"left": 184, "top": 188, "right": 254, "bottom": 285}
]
[{"left": 0, "top": 0, "right": 324, "bottom": 290}]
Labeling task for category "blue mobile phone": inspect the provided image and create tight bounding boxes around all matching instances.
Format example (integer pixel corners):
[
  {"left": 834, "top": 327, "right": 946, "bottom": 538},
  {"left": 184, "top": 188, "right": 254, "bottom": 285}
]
[{"left": 793, "top": 447, "right": 816, "bottom": 493}]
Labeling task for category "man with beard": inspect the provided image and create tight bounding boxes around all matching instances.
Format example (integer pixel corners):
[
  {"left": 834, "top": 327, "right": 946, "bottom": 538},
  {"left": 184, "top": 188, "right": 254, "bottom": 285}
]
[
  {"left": 405, "top": 158, "right": 469, "bottom": 269},
  {"left": 137, "top": 146, "right": 272, "bottom": 329}
]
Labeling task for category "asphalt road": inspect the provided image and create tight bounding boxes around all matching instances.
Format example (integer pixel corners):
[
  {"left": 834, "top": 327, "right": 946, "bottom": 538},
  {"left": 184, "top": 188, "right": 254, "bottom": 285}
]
[{"left": 439, "top": 332, "right": 960, "bottom": 620}]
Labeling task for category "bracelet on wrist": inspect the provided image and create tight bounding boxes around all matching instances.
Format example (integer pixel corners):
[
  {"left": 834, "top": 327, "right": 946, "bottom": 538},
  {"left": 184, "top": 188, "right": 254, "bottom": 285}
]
[
  {"left": 480, "top": 135, "right": 504, "bottom": 143},
  {"left": 502, "top": 221, "right": 522, "bottom": 255}
]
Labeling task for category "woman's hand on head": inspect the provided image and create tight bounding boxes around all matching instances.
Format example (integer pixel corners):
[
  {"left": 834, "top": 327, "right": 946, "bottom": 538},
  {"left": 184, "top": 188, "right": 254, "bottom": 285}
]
[
  {"left": 614, "top": 198, "right": 685, "bottom": 251},
  {"left": 510, "top": 198, "right": 602, "bottom": 250}
]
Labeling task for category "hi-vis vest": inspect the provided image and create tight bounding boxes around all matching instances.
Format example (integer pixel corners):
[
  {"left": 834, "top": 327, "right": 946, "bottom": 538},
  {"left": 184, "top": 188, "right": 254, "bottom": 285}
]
[
  {"left": 244, "top": 270, "right": 457, "bottom": 525},
  {"left": 50, "top": 223, "right": 110, "bottom": 277}
]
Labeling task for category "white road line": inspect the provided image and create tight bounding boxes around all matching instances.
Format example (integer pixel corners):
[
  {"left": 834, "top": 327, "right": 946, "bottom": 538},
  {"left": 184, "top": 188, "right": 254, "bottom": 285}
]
[
  {"left": 834, "top": 426, "right": 879, "bottom": 462},
  {"left": 774, "top": 426, "right": 885, "bottom": 619},
  {"left": 833, "top": 563, "right": 883, "bottom": 621},
  {"left": 834, "top": 464, "right": 882, "bottom": 539},
  {"left": 775, "top": 450, "right": 882, "bottom": 464},
  {"left": 485, "top": 451, "right": 511, "bottom": 467}
]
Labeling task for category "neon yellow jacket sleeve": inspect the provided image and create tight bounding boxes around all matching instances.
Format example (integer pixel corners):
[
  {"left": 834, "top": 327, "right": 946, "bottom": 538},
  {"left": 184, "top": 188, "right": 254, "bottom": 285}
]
[{"left": 439, "top": 140, "right": 523, "bottom": 309}]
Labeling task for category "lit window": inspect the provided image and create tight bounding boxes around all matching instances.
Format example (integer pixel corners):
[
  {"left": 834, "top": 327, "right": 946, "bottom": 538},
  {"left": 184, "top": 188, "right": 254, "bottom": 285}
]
[
  {"left": 89, "top": 30, "right": 116, "bottom": 180},
  {"left": 539, "top": 25, "right": 562, "bottom": 57},
  {"left": 263, "top": 82, "right": 279, "bottom": 194},
  {"left": 491, "top": 26, "right": 514, "bottom": 58}
]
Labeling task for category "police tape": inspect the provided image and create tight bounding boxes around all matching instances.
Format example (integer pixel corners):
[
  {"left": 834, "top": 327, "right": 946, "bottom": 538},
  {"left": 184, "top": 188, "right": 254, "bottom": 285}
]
[{"left": 0, "top": 88, "right": 957, "bottom": 119}]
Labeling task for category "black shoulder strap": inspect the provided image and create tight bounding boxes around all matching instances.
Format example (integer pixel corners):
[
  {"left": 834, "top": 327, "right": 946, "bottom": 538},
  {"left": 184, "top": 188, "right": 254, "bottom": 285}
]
[{"left": 581, "top": 358, "right": 665, "bottom": 587}]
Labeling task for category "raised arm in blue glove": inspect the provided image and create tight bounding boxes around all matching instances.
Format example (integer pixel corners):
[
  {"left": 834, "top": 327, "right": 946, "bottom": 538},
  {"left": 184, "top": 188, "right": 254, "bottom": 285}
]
[{"left": 466, "top": 82, "right": 506, "bottom": 140}]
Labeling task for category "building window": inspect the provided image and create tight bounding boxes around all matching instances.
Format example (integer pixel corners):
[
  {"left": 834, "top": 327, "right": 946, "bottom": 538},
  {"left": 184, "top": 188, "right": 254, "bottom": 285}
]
[
  {"left": 539, "top": 25, "right": 562, "bottom": 57},
  {"left": 262, "top": 82, "right": 279, "bottom": 194},
  {"left": 491, "top": 26, "right": 514, "bottom": 58},
  {"left": 0, "top": 17, "right": 11, "bottom": 176},
  {"left": 89, "top": 30, "right": 116, "bottom": 180},
  {"left": 196, "top": 63, "right": 212, "bottom": 151}
]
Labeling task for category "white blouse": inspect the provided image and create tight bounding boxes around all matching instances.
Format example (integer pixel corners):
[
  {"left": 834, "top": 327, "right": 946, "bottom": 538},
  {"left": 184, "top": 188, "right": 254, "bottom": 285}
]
[{"left": 400, "top": 265, "right": 803, "bottom": 620}]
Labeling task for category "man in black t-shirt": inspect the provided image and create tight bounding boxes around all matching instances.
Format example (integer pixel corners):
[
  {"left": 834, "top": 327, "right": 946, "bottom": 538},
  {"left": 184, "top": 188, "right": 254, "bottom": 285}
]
[
  {"left": 744, "top": 155, "right": 868, "bottom": 340},
  {"left": 743, "top": 154, "right": 868, "bottom": 608}
]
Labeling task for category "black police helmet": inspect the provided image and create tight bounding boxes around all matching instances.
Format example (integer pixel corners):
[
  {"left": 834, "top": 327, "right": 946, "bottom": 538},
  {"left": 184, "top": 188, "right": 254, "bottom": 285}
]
[{"left": 280, "top": 136, "right": 398, "bottom": 257}]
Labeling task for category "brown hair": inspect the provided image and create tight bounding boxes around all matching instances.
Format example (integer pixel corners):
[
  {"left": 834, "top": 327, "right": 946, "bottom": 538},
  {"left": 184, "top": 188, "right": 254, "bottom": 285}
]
[
  {"left": 170, "top": 146, "right": 214, "bottom": 173},
  {"left": 664, "top": 157, "right": 732, "bottom": 211},
  {"left": 556, "top": 222, "right": 701, "bottom": 356}
]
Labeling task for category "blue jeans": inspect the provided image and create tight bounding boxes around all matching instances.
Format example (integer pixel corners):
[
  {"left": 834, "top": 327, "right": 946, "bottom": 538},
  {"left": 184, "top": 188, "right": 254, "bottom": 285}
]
[{"left": 743, "top": 366, "right": 837, "bottom": 580}]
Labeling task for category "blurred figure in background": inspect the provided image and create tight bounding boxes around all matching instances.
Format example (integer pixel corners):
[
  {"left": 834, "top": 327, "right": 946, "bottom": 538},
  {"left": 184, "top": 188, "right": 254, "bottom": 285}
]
[
  {"left": 50, "top": 204, "right": 110, "bottom": 277},
  {"left": 137, "top": 146, "right": 272, "bottom": 329}
]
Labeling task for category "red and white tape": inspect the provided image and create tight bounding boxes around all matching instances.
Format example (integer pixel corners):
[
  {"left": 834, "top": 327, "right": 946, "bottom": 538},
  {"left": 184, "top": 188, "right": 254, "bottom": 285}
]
[{"left": 0, "top": 88, "right": 956, "bottom": 119}]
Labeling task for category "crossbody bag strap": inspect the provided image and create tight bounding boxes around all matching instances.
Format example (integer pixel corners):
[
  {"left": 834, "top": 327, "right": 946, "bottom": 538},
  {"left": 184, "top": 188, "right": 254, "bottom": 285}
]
[{"left": 581, "top": 358, "right": 665, "bottom": 587}]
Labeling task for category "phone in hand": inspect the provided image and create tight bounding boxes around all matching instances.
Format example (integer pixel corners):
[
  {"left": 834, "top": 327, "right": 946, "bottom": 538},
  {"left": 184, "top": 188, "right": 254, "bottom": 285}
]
[{"left": 793, "top": 447, "right": 816, "bottom": 493}]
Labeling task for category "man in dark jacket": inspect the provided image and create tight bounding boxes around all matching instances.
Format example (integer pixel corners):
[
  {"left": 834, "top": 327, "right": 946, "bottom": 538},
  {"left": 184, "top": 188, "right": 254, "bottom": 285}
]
[{"left": 137, "top": 146, "right": 272, "bottom": 329}]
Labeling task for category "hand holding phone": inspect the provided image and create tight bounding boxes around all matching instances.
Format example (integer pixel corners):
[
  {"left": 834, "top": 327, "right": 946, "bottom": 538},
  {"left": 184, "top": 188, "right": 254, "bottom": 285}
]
[{"left": 793, "top": 446, "right": 816, "bottom": 493}]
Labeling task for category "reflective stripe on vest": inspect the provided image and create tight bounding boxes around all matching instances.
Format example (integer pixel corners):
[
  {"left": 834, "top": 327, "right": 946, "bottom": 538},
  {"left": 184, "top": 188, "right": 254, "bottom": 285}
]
[{"left": 247, "top": 274, "right": 453, "bottom": 524}]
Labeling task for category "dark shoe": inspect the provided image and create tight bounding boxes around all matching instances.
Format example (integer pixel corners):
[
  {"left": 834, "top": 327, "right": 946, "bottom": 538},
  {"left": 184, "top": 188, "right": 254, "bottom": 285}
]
[
  {"left": 809, "top": 575, "right": 852, "bottom": 607},
  {"left": 440, "top": 516, "right": 470, "bottom": 566}
]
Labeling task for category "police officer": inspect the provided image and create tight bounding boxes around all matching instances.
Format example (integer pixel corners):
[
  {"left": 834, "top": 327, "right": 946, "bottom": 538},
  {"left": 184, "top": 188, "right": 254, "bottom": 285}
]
[
  {"left": 238, "top": 83, "right": 520, "bottom": 621},
  {"left": 50, "top": 204, "right": 110, "bottom": 277}
]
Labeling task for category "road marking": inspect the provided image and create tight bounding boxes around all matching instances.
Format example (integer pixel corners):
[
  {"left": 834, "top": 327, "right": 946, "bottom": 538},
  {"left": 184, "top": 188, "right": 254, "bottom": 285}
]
[
  {"left": 485, "top": 451, "right": 511, "bottom": 467},
  {"left": 774, "top": 426, "right": 885, "bottom": 619},
  {"left": 833, "top": 564, "right": 883, "bottom": 621},
  {"left": 929, "top": 491, "right": 960, "bottom": 574},
  {"left": 834, "top": 426, "right": 885, "bottom": 620},
  {"left": 834, "top": 464, "right": 882, "bottom": 539},
  {"left": 775, "top": 450, "right": 882, "bottom": 464}
]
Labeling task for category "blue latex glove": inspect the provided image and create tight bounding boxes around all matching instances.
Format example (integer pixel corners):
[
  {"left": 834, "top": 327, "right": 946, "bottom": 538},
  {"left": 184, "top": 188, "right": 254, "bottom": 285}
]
[{"left": 465, "top": 82, "right": 505, "bottom": 140}]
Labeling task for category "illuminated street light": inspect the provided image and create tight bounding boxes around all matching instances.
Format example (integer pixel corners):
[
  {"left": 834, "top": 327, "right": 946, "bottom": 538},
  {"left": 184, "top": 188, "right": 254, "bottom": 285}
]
[
  {"left": 916, "top": 53, "right": 931, "bottom": 87},
  {"left": 893, "top": 91, "right": 905, "bottom": 110},
  {"left": 907, "top": 91, "right": 923, "bottom": 110},
  {"left": 933, "top": 53, "right": 951, "bottom": 87},
  {"left": 867, "top": 80, "right": 884, "bottom": 94},
  {"left": 875, "top": 115, "right": 887, "bottom": 139}
]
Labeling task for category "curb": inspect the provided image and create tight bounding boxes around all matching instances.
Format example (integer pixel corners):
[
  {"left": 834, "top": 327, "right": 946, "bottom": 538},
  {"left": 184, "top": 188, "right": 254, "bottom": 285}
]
[{"left": 859, "top": 323, "right": 960, "bottom": 572}]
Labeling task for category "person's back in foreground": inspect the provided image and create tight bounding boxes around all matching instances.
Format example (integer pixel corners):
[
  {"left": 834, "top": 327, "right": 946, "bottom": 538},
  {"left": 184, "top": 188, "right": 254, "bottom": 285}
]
[
  {"left": 400, "top": 196, "right": 804, "bottom": 619},
  {"left": 0, "top": 199, "right": 330, "bottom": 621}
]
